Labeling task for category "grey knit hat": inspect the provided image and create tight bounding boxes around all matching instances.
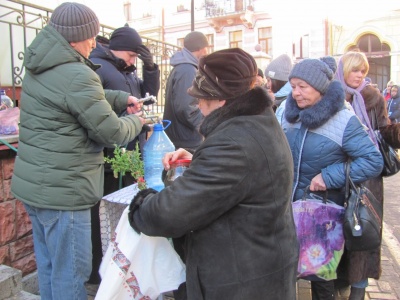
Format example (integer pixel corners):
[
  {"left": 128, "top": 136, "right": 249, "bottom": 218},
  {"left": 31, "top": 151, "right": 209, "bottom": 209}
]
[
  {"left": 49, "top": 2, "right": 100, "bottom": 42},
  {"left": 184, "top": 31, "right": 209, "bottom": 52},
  {"left": 265, "top": 54, "right": 292, "bottom": 81},
  {"left": 289, "top": 56, "right": 337, "bottom": 94}
]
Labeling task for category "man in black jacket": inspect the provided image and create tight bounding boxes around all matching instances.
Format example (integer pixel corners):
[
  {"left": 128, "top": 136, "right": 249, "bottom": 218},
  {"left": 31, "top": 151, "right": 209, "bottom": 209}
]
[{"left": 88, "top": 25, "right": 160, "bottom": 283}]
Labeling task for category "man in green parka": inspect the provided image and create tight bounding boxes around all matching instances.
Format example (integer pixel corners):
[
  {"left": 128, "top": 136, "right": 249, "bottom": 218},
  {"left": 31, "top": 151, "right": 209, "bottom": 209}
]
[{"left": 11, "top": 2, "right": 144, "bottom": 299}]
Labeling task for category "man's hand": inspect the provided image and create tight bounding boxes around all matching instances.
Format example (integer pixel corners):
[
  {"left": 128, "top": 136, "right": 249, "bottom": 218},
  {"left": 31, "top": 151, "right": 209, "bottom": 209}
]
[
  {"left": 136, "top": 45, "right": 154, "bottom": 69},
  {"left": 127, "top": 96, "right": 143, "bottom": 114}
]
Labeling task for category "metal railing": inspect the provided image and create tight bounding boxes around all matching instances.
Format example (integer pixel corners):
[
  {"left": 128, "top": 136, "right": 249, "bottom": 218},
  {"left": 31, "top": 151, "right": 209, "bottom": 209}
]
[
  {"left": 0, "top": 0, "right": 181, "bottom": 114},
  {"left": 205, "top": 0, "right": 253, "bottom": 18}
]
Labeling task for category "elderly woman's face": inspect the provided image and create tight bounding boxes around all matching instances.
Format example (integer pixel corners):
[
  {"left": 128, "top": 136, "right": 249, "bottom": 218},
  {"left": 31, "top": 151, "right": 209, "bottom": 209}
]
[{"left": 290, "top": 78, "right": 322, "bottom": 109}]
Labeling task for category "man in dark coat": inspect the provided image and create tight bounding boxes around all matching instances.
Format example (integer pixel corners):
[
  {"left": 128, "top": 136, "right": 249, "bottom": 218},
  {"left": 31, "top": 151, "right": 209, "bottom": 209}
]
[
  {"left": 88, "top": 25, "right": 160, "bottom": 283},
  {"left": 163, "top": 31, "right": 209, "bottom": 152}
]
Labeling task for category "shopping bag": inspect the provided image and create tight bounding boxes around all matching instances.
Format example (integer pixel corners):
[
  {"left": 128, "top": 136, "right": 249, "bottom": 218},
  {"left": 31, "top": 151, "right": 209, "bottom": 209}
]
[
  {"left": 0, "top": 107, "right": 19, "bottom": 135},
  {"left": 292, "top": 188, "right": 345, "bottom": 280},
  {"left": 96, "top": 207, "right": 186, "bottom": 300}
]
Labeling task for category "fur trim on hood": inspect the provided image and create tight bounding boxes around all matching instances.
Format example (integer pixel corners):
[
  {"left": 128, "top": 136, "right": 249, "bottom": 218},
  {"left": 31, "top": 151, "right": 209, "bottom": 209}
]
[
  {"left": 285, "top": 80, "right": 345, "bottom": 129},
  {"left": 200, "top": 86, "right": 272, "bottom": 137}
]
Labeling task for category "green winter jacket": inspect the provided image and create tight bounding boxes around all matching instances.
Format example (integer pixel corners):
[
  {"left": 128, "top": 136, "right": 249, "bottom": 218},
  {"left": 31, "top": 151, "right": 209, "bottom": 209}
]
[{"left": 11, "top": 25, "right": 143, "bottom": 210}]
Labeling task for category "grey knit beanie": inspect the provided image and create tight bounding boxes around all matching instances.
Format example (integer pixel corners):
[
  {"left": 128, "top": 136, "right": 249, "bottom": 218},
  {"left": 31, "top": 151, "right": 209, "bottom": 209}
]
[
  {"left": 49, "top": 2, "right": 100, "bottom": 42},
  {"left": 184, "top": 31, "right": 209, "bottom": 52},
  {"left": 289, "top": 56, "right": 337, "bottom": 94},
  {"left": 264, "top": 54, "right": 292, "bottom": 81}
]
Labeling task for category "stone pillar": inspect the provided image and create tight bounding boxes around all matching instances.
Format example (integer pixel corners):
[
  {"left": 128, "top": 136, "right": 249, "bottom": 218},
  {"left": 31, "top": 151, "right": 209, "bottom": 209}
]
[{"left": 0, "top": 143, "right": 36, "bottom": 276}]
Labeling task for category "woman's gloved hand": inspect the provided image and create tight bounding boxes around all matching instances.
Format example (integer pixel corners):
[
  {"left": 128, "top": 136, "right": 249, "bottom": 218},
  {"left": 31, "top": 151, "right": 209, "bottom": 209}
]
[
  {"left": 136, "top": 45, "right": 154, "bottom": 70},
  {"left": 128, "top": 188, "right": 158, "bottom": 233}
]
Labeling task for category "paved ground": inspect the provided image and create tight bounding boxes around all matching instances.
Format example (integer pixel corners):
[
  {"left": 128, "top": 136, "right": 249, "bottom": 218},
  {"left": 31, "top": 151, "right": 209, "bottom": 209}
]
[{"left": 86, "top": 174, "right": 400, "bottom": 300}]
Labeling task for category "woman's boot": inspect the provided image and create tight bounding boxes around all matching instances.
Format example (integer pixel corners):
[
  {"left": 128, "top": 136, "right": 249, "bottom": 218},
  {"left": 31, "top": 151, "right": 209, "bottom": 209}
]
[{"left": 349, "top": 287, "right": 365, "bottom": 300}]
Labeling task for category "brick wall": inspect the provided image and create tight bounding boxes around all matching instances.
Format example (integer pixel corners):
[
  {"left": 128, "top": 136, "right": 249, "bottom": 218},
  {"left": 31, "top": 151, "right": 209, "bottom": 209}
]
[{"left": 0, "top": 147, "right": 36, "bottom": 276}]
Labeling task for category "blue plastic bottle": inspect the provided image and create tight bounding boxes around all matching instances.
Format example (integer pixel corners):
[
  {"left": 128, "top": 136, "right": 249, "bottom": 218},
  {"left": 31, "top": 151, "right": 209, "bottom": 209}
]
[
  {"left": 0, "top": 90, "right": 13, "bottom": 110},
  {"left": 143, "top": 120, "right": 175, "bottom": 191}
]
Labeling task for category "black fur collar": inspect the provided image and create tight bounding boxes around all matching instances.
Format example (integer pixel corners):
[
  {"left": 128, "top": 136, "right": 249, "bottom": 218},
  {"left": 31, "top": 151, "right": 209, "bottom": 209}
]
[
  {"left": 285, "top": 80, "right": 345, "bottom": 129},
  {"left": 199, "top": 87, "right": 272, "bottom": 137}
]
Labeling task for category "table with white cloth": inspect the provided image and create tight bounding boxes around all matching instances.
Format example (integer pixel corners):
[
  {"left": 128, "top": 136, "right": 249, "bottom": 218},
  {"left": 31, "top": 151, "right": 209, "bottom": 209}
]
[{"left": 99, "top": 183, "right": 140, "bottom": 254}]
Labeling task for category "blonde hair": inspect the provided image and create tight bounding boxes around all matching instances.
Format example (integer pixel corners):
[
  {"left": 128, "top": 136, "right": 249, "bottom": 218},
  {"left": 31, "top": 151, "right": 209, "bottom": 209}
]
[{"left": 341, "top": 51, "right": 369, "bottom": 81}]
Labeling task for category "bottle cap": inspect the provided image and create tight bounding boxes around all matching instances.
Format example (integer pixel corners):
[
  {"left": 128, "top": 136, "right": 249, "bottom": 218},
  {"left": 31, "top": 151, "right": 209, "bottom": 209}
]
[
  {"left": 170, "top": 159, "right": 191, "bottom": 167},
  {"left": 153, "top": 123, "right": 163, "bottom": 131}
]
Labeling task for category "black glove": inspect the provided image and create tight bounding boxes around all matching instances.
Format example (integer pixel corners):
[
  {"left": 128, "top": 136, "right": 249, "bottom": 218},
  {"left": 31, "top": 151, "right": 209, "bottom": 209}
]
[
  {"left": 128, "top": 188, "right": 158, "bottom": 233},
  {"left": 143, "top": 98, "right": 156, "bottom": 106},
  {"left": 136, "top": 45, "right": 154, "bottom": 70}
]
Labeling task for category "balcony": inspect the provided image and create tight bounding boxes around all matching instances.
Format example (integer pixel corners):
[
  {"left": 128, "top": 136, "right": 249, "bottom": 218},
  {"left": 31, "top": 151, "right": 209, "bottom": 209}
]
[{"left": 205, "top": 0, "right": 254, "bottom": 32}]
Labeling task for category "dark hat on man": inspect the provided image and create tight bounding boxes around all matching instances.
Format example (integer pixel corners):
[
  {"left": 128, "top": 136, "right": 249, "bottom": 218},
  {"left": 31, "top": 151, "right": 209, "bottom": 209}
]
[
  {"left": 184, "top": 31, "right": 209, "bottom": 52},
  {"left": 289, "top": 56, "right": 337, "bottom": 94},
  {"left": 187, "top": 48, "right": 257, "bottom": 100},
  {"left": 49, "top": 2, "right": 100, "bottom": 42},
  {"left": 109, "top": 26, "right": 143, "bottom": 52},
  {"left": 265, "top": 54, "right": 293, "bottom": 82}
]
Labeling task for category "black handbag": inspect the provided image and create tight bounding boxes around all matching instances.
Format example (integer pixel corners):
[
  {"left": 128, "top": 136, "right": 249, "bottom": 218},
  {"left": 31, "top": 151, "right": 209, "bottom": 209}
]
[
  {"left": 343, "top": 163, "right": 382, "bottom": 251},
  {"left": 371, "top": 108, "right": 400, "bottom": 177}
]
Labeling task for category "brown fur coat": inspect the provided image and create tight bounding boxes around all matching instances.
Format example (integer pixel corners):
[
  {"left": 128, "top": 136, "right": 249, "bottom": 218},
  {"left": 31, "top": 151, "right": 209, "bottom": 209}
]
[{"left": 338, "top": 85, "right": 400, "bottom": 283}]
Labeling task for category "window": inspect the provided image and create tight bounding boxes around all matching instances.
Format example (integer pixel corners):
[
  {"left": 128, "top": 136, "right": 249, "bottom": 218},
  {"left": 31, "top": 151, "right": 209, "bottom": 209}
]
[
  {"left": 206, "top": 34, "right": 214, "bottom": 53},
  {"left": 177, "top": 3, "right": 189, "bottom": 12},
  {"left": 258, "top": 27, "right": 272, "bottom": 55},
  {"left": 123, "top": 1, "right": 131, "bottom": 21},
  {"left": 229, "top": 30, "right": 242, "bottom": 48},
  {"left": 293, "top": 34, "right": 309, "bottom": 59}
]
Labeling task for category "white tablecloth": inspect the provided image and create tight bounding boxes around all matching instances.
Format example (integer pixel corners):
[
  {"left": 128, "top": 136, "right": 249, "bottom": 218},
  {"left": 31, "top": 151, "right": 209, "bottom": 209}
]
[{"left": 99, "top": 184, "right": 140, "bottom": 254}]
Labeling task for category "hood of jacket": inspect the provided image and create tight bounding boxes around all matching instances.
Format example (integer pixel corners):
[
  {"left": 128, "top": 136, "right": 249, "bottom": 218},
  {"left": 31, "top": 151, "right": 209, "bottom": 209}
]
[
  {"left": 285, "top": 80, "right": 345, "bottom": 129},
  {"left": 200, "top": 86, "right": 272, "bottom": 137},
  {"left": 90, "top": 41, "right": 136, "bottom": 73},
  {"left": 170, "top": 47, "right": 198, "bottom": 67},
  {"left": 24, "top": 25, "right": 98, "bottom": 75}
]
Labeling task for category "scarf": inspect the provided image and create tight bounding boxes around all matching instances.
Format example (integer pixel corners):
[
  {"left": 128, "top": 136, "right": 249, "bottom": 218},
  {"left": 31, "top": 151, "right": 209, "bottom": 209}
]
[
  {"left": 335, "top": 59, "right": 378, "bottom": 147},
  {"left": 285, "top": 80, "right": 345, "bottom": 129}
]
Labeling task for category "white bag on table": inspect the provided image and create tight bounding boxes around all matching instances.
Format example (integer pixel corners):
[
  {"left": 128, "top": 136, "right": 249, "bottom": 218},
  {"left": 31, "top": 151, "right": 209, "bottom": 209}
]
[{"left": 96, "top": 207, "right": 186, "bottom": 300}]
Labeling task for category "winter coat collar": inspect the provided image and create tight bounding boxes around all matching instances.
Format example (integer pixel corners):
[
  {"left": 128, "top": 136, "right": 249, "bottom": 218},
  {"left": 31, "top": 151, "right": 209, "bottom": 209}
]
[
  {"left": 200, "top": 87, "right": 272, "bottom": 137},
  {"left": 285, "top": 80, "right": 345, "bottom": 129}
]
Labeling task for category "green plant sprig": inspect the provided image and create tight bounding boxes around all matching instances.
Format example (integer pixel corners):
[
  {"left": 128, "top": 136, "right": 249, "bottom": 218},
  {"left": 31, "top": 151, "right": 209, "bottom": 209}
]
[{"left": 104, "top": 144, "right": 146, "bottom": 190}]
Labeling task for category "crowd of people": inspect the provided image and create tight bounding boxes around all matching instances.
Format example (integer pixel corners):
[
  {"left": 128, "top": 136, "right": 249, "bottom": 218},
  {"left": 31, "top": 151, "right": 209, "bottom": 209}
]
[{"left": 10, "top": 1, "right": 400, "bottom": 300}]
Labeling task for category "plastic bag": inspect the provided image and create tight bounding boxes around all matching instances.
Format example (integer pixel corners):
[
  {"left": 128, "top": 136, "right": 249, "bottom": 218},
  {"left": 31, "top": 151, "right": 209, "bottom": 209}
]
[
  {"left": 292, "top": 189, "right": 345, "bottom": 280},
  {"left": 0, "top": 107, "right": 20, "bottom": 135},
  {"left": 96, "top": 207, "right": 186, "bottom": 300}
]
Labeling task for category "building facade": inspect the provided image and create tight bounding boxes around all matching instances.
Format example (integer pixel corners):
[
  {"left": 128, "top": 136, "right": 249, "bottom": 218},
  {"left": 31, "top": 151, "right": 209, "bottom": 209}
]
[{"left": 127, "top": 0, "right": 400, "bottom": 91}]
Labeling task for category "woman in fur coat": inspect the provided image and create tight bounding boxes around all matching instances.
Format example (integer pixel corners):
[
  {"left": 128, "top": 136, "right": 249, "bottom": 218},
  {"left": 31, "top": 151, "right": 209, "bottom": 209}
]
[
  {"left": 128, "top": 48, "right": 299, "bottom": 300},
  {"left": 335, "top": 51, "right": 400, "bottom": 300},
  {"left": 281, "top": 56, "right": 383, "bottom": 300}
]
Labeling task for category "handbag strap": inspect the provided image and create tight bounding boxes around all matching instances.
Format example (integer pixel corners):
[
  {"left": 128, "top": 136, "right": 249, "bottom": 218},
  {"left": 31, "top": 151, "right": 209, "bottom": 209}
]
[
  {"left": 345, "top": 161, "right": 360, "bottom": 200},
  {"left": 302, "top": 185, "right": 328, "bottom": 203},
  {"left": 345, "top": 162, "right": 351, "bottom": 199}
]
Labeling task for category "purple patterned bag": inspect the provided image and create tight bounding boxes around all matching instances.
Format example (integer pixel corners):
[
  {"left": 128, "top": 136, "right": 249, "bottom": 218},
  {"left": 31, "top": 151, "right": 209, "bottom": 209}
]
[{"left": 292, "top": 189, "right": 345, "bottom": 280}]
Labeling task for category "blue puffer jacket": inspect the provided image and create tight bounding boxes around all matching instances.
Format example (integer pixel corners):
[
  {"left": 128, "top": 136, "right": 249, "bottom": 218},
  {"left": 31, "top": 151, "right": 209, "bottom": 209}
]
[{"left": 281, "top": 80, "right": 383, "bottom": 204}]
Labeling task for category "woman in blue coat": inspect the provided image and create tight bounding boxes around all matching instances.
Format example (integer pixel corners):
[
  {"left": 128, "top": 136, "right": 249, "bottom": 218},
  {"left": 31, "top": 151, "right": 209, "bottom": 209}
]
[{"left": 280, "top": 56, "right": 383, "bottom": 299}]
